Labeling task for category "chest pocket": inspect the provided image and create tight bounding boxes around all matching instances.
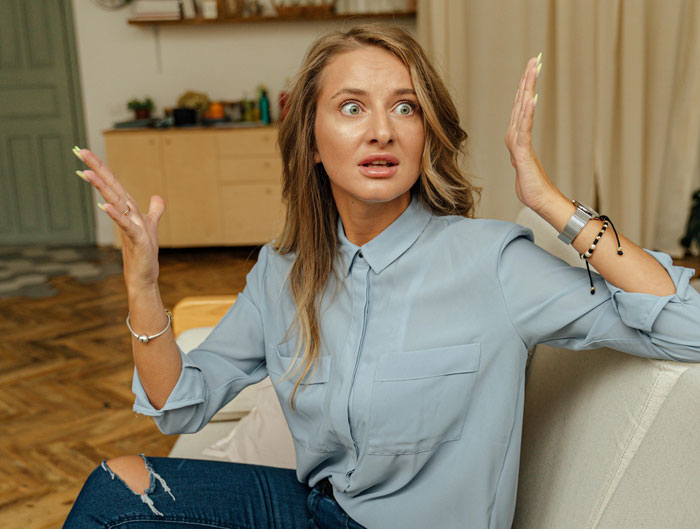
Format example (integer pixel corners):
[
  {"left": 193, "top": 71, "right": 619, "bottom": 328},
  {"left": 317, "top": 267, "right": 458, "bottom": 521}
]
[
  {"left": 267, "top": 346, "right": 333, "bottom": 453},
  {"left": 367, "top": 343, "right": 481, "bottom": 455}
]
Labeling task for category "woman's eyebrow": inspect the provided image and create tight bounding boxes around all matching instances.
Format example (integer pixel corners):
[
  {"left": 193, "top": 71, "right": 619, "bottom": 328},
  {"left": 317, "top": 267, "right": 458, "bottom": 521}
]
[{"left": 330, "top": 88, "right": 417, "bottom": 99}]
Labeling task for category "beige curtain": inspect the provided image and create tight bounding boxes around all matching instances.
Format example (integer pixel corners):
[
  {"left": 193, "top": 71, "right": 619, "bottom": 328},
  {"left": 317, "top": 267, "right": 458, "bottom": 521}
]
[{"left": 417, "top": 0, "right": 700, "bottom": 255}]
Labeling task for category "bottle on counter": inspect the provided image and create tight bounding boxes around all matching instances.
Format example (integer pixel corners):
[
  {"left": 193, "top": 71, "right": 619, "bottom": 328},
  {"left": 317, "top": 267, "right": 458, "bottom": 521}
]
[
  {"left": 258, "top": 85, "right": 270, "bottom": 125},
  {"left": 242, "top": 92, "right": 253, "bottom": 122}
]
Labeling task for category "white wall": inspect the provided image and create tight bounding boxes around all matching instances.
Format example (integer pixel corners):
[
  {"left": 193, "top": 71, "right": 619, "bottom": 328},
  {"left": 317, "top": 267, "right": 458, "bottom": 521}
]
[{"left": 71, "top": 1, "right": 415, "bottom": 245}]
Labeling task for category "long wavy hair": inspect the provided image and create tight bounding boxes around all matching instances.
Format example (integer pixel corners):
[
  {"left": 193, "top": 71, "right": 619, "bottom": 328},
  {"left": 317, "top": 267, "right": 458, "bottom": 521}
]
[{"left": 275, "top": 24, "right": 480, "bottom": 406}]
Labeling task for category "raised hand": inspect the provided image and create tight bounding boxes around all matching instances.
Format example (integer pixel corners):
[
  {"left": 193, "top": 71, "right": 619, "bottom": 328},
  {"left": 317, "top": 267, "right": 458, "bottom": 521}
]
[
  {"left": 73, "top": 146, "right": 165, "bottom": 291},
  {"left": 505, "top": 53, "right": 560, "bottom": 213}
]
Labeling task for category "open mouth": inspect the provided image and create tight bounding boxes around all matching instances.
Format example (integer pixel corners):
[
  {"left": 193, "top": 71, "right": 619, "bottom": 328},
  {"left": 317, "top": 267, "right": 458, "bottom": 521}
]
[
  {"left": 362, "top": 160, "right": 397, "bottom": 167},
  {"left": 358, "top": 156, "right": 400, "bottom": 178}
]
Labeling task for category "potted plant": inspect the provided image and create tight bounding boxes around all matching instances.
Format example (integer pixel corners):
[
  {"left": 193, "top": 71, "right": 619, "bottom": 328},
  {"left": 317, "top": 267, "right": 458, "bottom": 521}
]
[
  {"left": 127, "top": 97, "right": 154, "bottom": 119},
  {"left": 174, "top": 91, "right": 211, "bottom": 126}
]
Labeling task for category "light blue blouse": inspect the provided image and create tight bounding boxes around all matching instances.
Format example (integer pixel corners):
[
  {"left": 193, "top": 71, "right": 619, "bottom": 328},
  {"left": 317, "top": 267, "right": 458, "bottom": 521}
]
[{"left": 132, "top": 197, "right": 700, "bottom": 529}]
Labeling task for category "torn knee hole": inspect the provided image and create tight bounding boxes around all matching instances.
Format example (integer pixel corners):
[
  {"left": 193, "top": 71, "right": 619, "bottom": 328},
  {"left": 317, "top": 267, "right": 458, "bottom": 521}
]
[
  {"left": 103, "top": 455, "right": 151, "bottom": 494},
  {"left": 101, "top": 454, "right": 176, "bottom": 517}
]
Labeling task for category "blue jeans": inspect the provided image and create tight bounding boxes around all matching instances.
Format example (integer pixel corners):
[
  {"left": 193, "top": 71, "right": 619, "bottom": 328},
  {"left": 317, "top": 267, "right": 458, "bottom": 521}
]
[{"left": 63, "top": 455, "right": 366, "bottom": 529}]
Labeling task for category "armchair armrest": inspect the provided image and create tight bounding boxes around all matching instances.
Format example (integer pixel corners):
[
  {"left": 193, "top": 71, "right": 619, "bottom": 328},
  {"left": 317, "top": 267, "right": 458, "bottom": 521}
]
[{"left": 172, "top": 295, "right": 237, "bottom": 338}]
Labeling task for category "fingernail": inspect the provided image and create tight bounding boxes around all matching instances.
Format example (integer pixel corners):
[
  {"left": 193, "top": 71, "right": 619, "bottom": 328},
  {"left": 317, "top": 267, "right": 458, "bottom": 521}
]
[
  {"left": 536, "top": 62, "right": 542, "bottom": 78},
  {"left": 76, "top": 170, "right": 88, "bottom": 182},
  {"left": 72, "top": 146, "right": 84, "bottom": 161},
  {"left": 533, "top": 93, "right": 539, "bottom": 107},
  {"left": 536, "top": 52, "right": 543, "bottom": 67},
  {"left": 97, "top": 202, "right": 107, "bottom": 213}
]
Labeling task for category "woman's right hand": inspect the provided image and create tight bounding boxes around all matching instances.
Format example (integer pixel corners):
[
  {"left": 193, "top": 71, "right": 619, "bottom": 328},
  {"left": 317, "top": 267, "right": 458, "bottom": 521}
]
[{"left": 74, "top": 147, "right": 166, "bottom": 292}]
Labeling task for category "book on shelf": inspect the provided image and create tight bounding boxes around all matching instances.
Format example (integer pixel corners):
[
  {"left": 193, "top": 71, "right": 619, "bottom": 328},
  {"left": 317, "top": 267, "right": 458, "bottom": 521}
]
[
  {"left": 134, "top": 0, "right": 181, "bottom": 11},
  {"left": 181, "top": 0, "right": 196, "bottom": 18},
  {"left": 133, "top": 0, "right": 181, "bottom": 19}
]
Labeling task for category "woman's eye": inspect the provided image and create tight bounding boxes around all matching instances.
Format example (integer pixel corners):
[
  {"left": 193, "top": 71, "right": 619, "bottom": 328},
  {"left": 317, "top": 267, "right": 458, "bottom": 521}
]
[
  {"left": 340, "top": 102, "right": 362, "bottom": 115},
  {"left": 394, "top": 102, "right": 416, "bottom": 116}
]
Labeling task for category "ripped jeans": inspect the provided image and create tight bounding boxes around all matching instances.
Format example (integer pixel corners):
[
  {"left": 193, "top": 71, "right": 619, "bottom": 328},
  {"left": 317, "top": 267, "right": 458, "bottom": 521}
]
[{"left": 62, "top": 456, "right": 366, "bottom": 529}]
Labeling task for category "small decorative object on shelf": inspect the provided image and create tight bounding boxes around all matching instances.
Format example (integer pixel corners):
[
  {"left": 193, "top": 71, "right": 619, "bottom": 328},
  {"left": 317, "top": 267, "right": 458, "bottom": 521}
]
[
  {"left": 127, "top": 97, "right": 154, "bottom": 119},
  {"left": 273, "top": 0, "right": 335, "bottom": 17},
  {"left": 278, "top": 78, "right": 290, "bottom": 121},
  {"left": 258, "top": 85, "right": 270, "bottom": 124},
  {"left": 205, "top": 101, "right": 225, "bottom": 120},
  {"left": 174, "top": 90, "right": 211, "bottom": 126},
  {"left": 176, "top": 90, "right": 211, "bottom": 113}
]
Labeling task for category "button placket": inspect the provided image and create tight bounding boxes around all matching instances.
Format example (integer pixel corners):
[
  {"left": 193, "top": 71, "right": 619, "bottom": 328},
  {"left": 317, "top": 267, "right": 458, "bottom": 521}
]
[{"left": 344, "top": 255, "right": 370, "bottom": 488}]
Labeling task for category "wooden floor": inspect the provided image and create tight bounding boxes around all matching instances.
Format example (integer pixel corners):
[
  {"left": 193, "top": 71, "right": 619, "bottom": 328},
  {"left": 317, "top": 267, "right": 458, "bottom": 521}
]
[
  {"left": 0, "top": 245, "right": 258, "bottom": 529},
  {"left": 1, "top": 243, "right": 698, "bottom": 529}
]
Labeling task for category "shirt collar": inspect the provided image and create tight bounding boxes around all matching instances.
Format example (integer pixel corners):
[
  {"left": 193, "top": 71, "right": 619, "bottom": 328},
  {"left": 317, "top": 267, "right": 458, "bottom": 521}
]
[{"left": 337, "top": 196, "right": 432, "bottom": 276}]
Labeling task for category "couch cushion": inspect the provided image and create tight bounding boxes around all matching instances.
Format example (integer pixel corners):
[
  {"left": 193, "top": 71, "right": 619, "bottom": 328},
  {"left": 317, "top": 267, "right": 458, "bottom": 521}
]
[
  {"left": 168, "top": 420, "right": 237, "bottom": 461},
  {"left": 202, "top": 377, "right": 296, "bottom": 469},
  {"left": 595, "top": 366, "right": 700, "bottom": 528},
  {"left": 515, "top": 344, "right": 693, "bottom": 529}
]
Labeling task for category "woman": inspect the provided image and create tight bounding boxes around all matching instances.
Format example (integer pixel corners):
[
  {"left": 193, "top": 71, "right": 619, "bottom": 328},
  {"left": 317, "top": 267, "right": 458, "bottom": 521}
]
[{"left": 64, "top": 25, "right": 700, "bottom": 529}]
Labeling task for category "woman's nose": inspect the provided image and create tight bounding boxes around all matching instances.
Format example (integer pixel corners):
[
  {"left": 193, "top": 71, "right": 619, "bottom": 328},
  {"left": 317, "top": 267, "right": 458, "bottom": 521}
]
[{"left": 366, "top": 111, "right": 394, "bottom": 146}]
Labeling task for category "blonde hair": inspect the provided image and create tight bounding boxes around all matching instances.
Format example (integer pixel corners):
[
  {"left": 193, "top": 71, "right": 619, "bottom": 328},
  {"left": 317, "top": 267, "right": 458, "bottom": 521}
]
[{"left": 275, "top": 24, "right": 480, "bottom": 406}]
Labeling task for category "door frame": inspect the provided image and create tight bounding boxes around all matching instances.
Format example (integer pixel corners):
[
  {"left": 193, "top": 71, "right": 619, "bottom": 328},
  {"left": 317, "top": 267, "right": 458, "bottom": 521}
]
[{"left": 61, "top": 0, "right": 95, "bottom": 244}]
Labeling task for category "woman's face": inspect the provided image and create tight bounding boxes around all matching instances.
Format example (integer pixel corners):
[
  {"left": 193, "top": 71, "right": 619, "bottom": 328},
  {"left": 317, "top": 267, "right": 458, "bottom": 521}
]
[{"left": 313, "top": 46, "right": 425, "bottom": 216}]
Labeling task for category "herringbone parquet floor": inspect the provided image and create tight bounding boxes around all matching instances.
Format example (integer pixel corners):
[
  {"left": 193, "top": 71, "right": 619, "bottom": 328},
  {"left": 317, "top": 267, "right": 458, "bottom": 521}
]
[{"left": 0, "top": 245, "right": 259, "bottom": 529}]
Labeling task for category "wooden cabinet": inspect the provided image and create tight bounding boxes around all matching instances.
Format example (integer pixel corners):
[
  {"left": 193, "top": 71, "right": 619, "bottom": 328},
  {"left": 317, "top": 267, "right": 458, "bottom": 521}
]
[{"left": 103, "top": 126, "right": 284, "bottom": 248}]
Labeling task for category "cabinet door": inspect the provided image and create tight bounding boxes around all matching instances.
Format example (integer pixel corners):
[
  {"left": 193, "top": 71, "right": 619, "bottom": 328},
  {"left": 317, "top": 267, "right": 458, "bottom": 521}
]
[
  {"left": 219, "top": 157, "right": 282, "bottom": 184},
  {"left": 221, "top": 182, "right": 285, "bottom": 245},
  {"left": 103, "top": 132, "right": 172, "bottom": 247},
  {"left": 216, "top": 127, "right": 278, "bottom": 157},
  {"left": 162, "top": 132, "right": 221, "bottom": 246}
]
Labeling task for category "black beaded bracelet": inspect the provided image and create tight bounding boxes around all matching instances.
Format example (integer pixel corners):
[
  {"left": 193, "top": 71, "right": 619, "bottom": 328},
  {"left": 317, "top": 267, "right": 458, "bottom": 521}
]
[
  {"left": 579, "top": 215, "right": 624, "bottom": 295},
  {"left": 581, "top": 220, "right": 609, "bottom": 259}
]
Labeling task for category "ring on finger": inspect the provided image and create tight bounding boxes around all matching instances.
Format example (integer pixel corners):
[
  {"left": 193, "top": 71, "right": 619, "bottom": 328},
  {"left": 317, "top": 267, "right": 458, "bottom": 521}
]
[{"left": 122, "top": 205, "right": 131, "bottom": 216}]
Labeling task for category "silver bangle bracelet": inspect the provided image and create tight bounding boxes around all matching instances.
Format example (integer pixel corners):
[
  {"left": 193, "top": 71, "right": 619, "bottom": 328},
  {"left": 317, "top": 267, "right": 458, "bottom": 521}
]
[{"left": 126, "top": 309, "right": 173, "bottom": 344}]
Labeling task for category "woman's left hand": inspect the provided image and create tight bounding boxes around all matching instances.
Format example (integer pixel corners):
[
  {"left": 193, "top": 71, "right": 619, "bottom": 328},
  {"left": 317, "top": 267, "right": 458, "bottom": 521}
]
[{"left": 505, "top": 54, "right": 560, "bottom": 214}]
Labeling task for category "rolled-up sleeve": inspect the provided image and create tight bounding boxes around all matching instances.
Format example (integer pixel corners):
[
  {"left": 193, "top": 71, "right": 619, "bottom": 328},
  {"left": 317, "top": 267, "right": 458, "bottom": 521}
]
[
  {"left": 130, "top": 246, "right": 271, "bottom": 435},
  {"left": 132, "top": 348, "right": 205, "bottom": 417},
  {"left": 497, "top": 225, "right": 700, "bottom": 362}
]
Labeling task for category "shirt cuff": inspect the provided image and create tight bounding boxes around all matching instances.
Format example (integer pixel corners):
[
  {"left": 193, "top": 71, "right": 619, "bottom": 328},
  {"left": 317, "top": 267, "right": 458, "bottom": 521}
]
[
  {"left": 605, "top": 249, "right": 696, "bottom": 333},
  {"left": 131, "top": 347, "right": 205, "bottom": 417}
]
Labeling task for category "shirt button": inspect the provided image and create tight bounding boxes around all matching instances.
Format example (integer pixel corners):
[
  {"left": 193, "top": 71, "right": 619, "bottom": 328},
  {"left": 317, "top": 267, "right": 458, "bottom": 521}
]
[{"left": 358, "top": 251, "right": 364, "bottom": 258}]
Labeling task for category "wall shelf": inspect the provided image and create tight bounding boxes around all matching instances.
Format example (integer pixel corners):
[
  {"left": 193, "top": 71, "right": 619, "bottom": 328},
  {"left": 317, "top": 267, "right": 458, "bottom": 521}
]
[{"left": 128, "top": 9, "right": 416, "bottom": 26}]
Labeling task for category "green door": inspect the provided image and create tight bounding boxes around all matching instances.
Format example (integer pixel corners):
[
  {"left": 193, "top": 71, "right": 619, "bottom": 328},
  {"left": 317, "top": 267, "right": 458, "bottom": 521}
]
[{"left": 0, "top": 0, "right": 94, "bottom": 245}]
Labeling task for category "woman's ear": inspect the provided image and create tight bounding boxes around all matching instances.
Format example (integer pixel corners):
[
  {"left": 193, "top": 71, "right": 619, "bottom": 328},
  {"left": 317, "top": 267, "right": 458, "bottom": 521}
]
[{"left": 314, "top": 150, "right": 321, "bottom": 164}]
